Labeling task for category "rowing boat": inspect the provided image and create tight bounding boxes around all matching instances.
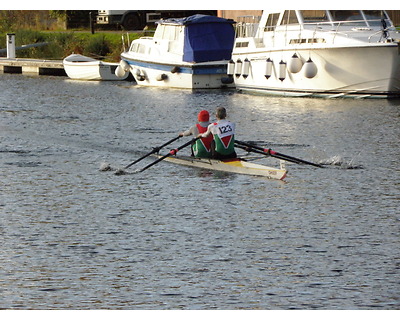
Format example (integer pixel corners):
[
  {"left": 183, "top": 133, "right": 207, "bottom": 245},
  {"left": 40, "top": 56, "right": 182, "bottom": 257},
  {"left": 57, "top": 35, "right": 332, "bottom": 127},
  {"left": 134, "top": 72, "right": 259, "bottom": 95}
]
[{"left": 158, "top": 155, "right": 287, "bottom": 180}]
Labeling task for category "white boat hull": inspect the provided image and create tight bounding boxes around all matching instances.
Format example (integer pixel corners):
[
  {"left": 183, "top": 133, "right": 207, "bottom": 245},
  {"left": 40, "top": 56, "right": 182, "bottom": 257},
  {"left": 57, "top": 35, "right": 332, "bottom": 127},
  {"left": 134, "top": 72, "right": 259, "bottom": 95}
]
[
  {"left": 233, "top": 44, "right": 400, "bottom": 98},
  {"left": 63, "top": 54, "right": 129, "bottom": 81},
  {"left": 159, "top": 155, "right": 287, "bottom": 180},
  {"left": 121, "top": 55, "right": 234, "bottom": 89}
]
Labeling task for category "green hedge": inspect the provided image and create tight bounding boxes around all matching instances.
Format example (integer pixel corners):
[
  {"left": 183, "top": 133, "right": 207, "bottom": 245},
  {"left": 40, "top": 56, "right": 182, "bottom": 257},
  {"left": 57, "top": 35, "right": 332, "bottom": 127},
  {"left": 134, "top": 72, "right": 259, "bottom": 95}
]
[{"left": 0, "top": 30, "right": 140, "bottom": 61}]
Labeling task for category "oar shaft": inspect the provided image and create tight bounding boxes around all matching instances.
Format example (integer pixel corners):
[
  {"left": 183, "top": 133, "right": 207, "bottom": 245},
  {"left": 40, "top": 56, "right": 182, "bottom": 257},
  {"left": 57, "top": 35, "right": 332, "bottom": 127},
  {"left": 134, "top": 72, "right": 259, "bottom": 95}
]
[
  {"left": 235, "top": 144, "right": 301, "bottom": 163},
  {"left": 158, "top": 135, "right": 182, "bottom": 150},
  {"left": 138, "top": 137, "right": 199, "bottom": 173},
  {"left": 124, "top": 135, "right": 181, "bottom": 169},
  {"left": 235, "top": 140, "right": 323, "bottom": 168},
  {"left": 272, "top": 151, "right": 323, "bottom": 167}
]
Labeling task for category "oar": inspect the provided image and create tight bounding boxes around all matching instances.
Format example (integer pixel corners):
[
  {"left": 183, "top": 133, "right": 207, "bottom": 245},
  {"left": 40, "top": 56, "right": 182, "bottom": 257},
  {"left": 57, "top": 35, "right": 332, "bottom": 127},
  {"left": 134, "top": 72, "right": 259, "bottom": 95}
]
[
  {"left": 235, "top": 140, "right": 324, "bottom": 168},
  {"left": 124, "top": 135, "right": 181, "bottom": 170},
  {"left": 136, "top": 137, "right": 199, "bottom": 173}
]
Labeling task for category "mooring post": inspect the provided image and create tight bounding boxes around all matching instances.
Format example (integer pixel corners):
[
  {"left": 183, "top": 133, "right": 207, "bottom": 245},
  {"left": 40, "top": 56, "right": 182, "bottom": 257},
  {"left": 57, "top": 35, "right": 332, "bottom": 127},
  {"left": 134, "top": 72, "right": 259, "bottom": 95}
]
[{"left": 7, "top": 33, "right": 16, "bottom": 59}]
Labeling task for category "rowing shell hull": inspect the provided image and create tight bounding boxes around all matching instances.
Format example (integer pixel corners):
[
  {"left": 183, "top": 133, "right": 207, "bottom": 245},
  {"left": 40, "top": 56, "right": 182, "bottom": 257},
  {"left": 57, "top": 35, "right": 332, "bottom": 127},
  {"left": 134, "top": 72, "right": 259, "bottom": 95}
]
[{"left": 159, "top": 156, "right": 287, "bottom": 180}]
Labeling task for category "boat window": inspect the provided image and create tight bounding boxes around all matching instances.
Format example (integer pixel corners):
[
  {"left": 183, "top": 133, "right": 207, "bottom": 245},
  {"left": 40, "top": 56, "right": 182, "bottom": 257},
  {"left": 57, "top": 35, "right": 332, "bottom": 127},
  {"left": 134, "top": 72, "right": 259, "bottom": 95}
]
[
  {"left": 137, "top": 44, "right": 146, "bottom": 54},
  {"left": 280, "top": 10, "right": 298, "bottom": 25},
  {"left": 154, "top": 25, "right": 180, "bottom": 40},
  {"left": 289, "top": 38, "right": 326, "bottom": 44},
  {"left": 164, "top": 26, "right": 176, "bottom": 40},
  {"left": 130, "top": 42, "right": 138, "bottom": 52},
  {"left": 363, "top": 10, "right": 389, "bottom": 26},
  {"left": 154, "top": 26, "right": 163, "bottom": 39},
  {"left": 156, "top": 25, "right": 179, "bottom": 41},
  {"left": 300, "top": 10, "right": 329, "bottom": 23},
  {"left": 235, "top": 41, "right": 249, "bottom": 48},
  {"left": 264, "top": 13, "right": 280, "bottom": 31},
  {"left": 329, "top": 10, "right": 365, "bottom": 26}
]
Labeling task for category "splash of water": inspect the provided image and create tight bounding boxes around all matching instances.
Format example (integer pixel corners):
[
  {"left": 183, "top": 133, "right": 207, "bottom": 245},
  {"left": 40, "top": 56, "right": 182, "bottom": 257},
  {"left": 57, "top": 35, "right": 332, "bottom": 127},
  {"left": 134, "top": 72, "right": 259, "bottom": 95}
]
[
  {"left": 99, "top": 162, "right": 112, "bottom": 171},
  {"left": 319, "top": 154, "right": 363, "bottom": 169}
]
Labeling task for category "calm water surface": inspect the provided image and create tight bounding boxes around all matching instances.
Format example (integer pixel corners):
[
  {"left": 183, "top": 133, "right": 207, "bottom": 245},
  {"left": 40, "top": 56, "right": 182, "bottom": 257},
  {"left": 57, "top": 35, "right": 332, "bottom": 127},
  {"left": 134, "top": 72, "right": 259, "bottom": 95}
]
[{"left": 0, "top": 74, "right": 399, "bottom": 309}]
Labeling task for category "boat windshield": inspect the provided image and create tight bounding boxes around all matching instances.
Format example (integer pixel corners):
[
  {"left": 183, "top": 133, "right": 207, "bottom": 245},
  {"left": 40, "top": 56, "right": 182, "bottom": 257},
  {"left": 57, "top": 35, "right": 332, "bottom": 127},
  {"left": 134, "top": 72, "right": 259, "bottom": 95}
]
[
  {"left": 301, "top": 10, "right": 329, "bottom": 24},
  {"left": 299, "top": 10, "right": 390, "bottom": 27}
]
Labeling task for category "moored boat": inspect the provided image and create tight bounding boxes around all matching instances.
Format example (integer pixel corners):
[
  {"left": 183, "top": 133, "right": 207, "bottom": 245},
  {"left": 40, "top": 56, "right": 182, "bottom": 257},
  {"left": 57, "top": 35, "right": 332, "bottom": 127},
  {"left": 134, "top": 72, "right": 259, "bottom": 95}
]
[
  {"left": 231, "top": 10, "right": 400, "bottom": 98},
  {"left": 63, "top": 54, "right": 129, "bottom": 81},
  {"left": 116, "top": 14, "right": 236, "bottom": 89},
  {"left": 158, "top": 155, "right": 287, "bottom": 180}
]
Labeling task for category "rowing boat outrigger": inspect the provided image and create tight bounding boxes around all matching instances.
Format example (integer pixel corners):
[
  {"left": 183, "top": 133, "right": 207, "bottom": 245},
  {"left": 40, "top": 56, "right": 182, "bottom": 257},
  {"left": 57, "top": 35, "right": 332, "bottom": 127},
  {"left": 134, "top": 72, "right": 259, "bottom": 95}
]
[{"left": 158, "top": 155, "right": 288, "bottom": 180}]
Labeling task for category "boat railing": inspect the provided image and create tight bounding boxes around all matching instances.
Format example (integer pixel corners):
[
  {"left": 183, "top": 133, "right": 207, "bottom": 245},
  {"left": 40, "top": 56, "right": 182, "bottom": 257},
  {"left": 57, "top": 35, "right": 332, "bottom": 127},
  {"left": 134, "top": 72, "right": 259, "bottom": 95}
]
[
  {"left": 280, "top": 20, "right": 394, "bottom": 45},
  {"left": 236, "top": 16, "right": 395, "bottom": 45},
  {"left": 235, "top": 22, "right": 259, "bottom": 38},
  {"left": 235, "top": 15, "right": 261, "bottom": 38}
]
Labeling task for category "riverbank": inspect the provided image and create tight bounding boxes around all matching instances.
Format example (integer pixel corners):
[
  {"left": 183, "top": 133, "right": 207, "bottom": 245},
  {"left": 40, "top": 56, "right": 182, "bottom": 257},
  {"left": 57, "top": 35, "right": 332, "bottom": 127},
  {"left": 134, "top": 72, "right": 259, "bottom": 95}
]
[{"left": 0, "top": 30, "right": 143, "bottom": 62}]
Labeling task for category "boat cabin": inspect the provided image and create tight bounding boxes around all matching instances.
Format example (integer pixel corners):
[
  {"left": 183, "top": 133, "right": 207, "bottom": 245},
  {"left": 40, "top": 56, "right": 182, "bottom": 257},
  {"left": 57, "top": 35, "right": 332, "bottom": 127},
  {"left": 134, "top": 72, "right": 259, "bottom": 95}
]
[
  {"left": 129, "top": 14, "right": 236, "bottom": 63},
  {"left": 235, "top": 10, "right": 395, "bottom": 47},
  {"left": 237, "top": 10, "right": 393, "bottom": 37}
]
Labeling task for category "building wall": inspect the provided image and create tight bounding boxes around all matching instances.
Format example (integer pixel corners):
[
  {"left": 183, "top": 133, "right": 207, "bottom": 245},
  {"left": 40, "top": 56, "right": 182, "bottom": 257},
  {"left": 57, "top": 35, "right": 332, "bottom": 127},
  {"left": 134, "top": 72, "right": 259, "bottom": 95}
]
[
  {"left": 218, "top": 10, "right": 262, "bottom": 21},
  {"left": 387, "top": 10, "right": 400, "bottom": 26}
]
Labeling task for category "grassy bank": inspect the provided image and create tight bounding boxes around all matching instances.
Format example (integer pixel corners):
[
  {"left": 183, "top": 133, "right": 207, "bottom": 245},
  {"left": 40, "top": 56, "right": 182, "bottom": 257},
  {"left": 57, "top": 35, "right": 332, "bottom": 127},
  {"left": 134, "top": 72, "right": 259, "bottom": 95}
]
[{"left": 0, "top": 30, "right": 142, "bottom": 62}]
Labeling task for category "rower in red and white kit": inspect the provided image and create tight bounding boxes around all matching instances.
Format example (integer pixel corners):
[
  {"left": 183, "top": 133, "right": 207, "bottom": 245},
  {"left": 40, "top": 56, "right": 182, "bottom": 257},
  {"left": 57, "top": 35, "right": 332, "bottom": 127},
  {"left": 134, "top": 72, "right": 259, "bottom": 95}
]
[
  {"left": 179, "top": 110, "right": 213, "bottom": 158},
  {"left": 198, "top": 107, "right": 237, "bottom": 160}
]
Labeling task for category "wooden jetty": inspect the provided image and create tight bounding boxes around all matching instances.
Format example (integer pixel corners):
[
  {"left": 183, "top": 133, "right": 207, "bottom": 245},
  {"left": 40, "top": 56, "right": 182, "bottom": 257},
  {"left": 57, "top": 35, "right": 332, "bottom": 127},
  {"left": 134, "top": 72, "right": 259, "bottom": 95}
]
[{"left": 0, "top": 58, "right": 66, "bottom": 76}]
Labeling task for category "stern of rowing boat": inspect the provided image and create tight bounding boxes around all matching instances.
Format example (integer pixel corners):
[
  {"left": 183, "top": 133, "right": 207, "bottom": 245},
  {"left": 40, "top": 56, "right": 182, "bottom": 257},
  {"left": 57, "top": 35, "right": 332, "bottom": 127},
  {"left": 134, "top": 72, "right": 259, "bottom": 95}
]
[{"left": 280, "top": 160, "right": 286, "bottom": 170}]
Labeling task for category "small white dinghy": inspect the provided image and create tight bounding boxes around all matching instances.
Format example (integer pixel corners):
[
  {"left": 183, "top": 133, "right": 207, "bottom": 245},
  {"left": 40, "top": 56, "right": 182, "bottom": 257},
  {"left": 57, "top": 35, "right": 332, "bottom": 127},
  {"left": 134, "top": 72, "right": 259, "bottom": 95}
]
[{"left": 63, "top": 54, "right": 129, "bottom": 81}]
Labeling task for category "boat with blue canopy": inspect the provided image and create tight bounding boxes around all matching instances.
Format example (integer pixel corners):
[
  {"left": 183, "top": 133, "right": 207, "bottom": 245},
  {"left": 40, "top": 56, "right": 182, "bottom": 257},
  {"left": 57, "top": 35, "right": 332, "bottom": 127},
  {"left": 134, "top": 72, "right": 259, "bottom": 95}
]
[{"left": 115, "top": 14, "right": 236, "bottom": 89}]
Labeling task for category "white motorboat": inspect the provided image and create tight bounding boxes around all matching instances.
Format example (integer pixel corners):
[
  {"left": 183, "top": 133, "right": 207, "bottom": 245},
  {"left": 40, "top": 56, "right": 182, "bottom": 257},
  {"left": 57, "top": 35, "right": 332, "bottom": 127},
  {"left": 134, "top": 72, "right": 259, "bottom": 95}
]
[
  {"left": 115, "top": 14, "right": 236, "bottom": 89},
  {"left": 63, "top": 54, "right": 129, "bottom": 80},
  {"left": 230, "top": 10, "right": 400, "bottom": 98}
]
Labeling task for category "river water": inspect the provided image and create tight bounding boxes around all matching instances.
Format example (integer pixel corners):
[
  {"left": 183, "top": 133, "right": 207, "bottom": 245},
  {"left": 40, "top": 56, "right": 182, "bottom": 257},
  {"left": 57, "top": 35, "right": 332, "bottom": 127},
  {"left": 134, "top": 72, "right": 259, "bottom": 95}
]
[{"left": 0, "top": 74, "right": 399, "bottom": 310}]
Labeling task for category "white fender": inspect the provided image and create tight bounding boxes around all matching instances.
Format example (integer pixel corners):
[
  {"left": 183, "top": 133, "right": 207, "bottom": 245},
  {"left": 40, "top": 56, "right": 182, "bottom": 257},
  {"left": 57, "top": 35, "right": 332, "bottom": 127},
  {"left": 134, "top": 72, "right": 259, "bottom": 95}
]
[
  {"left": 115, "top": 65, "right": 126, "bottom": 78},
  {"left": 119, "top": 60, "right": 130, "bottom": 72},
  {"left": 242, "top": 58, "right": 250, "bottom": 78},
  {"left": 227, "top": 59, "right": 235, "bottom": 76},
  {"left": 288, "top": 53, "right": 303, "bottom": 73},
  {"left": 304, "top": 58, "right": 318, "bottom": 78},
  {"left": 235, "top": 59, "right": 242, "bottom": 77},
  {"left": 156, "top": 74, "right": 168, "bottom": 81},
  {"left": 171, "top": 66, "right": 180, "bottom": 73},
  {"left": 279, "top": 60, "right": 286, "bottom": 81},
  {"left": 134, "top": 68, "right": 145, "bottom": 81},
  {"left": 265, "top": 58, "right": 273, "bottom": 79}
]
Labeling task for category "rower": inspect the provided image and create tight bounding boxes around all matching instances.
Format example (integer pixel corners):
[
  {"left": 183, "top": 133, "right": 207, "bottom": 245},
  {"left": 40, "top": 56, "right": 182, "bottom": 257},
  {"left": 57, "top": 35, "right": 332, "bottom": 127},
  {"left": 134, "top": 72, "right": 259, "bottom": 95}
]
[
  {"left": 198, "top": 107, "right": 237, "bottom": 160},
  {"left": 179, "top": 110, "right": 213, "bottom": 158}
]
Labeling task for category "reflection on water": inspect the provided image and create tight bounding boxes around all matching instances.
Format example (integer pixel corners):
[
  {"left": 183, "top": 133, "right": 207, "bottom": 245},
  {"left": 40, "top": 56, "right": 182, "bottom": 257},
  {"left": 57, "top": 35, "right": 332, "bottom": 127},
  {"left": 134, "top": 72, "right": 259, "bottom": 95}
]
[{"left": 0, "top": 74, "right": 399, "bottom": 309}]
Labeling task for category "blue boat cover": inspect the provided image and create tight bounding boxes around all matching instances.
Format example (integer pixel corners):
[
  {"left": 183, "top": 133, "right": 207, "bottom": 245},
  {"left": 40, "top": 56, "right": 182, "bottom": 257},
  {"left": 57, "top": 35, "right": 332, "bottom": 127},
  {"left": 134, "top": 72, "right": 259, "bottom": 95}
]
[{"left": 160, "top": 14, "right": 236, "bottom": 63}]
